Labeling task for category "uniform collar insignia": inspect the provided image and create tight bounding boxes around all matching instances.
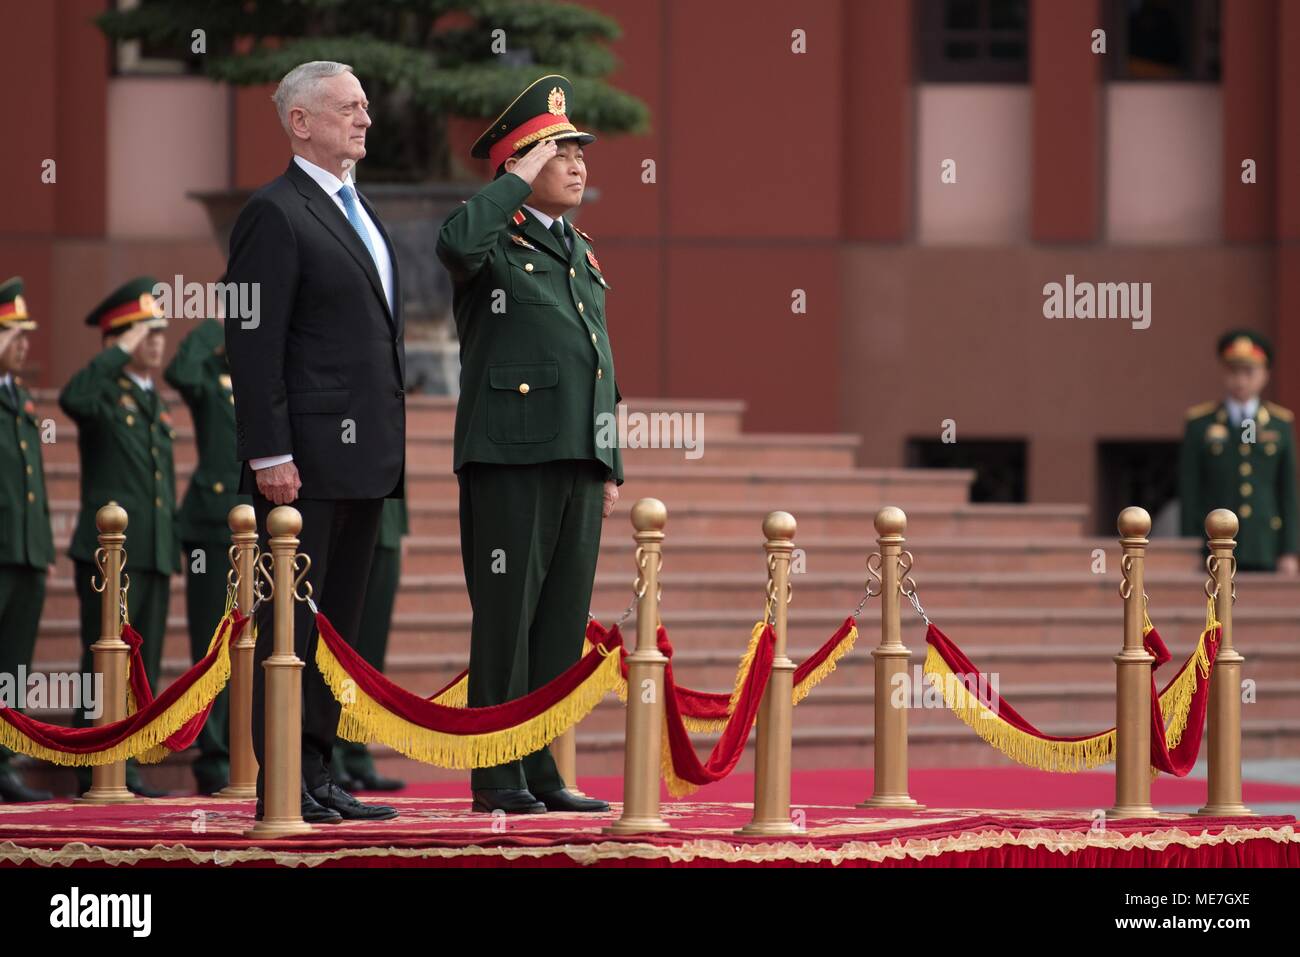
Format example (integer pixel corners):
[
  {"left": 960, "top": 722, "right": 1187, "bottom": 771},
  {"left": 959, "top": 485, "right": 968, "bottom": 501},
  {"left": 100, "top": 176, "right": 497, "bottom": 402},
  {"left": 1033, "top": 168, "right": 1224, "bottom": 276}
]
[
  {"left": 512, "top": 209, "right": 526, "bottom": 226},
  {"left": 586, "top": 249, "right": 602, "bottom": 272}
]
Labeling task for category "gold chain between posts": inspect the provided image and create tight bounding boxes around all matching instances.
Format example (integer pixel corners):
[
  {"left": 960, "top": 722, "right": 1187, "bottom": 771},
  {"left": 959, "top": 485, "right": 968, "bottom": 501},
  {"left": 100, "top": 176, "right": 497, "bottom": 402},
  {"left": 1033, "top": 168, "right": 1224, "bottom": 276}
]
[{"left": 1205, "top": 553, "right": 1238, "bottom": 604}]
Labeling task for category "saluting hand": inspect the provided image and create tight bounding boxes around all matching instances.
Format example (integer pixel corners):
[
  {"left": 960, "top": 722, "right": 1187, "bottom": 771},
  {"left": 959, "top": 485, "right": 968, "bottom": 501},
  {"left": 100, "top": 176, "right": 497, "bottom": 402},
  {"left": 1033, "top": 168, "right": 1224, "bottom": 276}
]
[
  {"left": 602, "top": 480, "right": 618, "bottom": 518},
  {"left": 114, "top": 322, "right": 151, "bottom": 355},
  {"left": 257, "top": 461, "right": 302, "bottom": 505},
  {"left": 509, "top": 138, "right": 559, "bottom": 186}
]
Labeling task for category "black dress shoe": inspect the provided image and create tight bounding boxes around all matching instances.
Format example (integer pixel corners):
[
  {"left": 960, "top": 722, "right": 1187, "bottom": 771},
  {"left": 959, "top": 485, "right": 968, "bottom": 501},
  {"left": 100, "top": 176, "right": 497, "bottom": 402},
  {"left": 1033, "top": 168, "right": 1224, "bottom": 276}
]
[
  {"left": 350, "top": 769, "right": 405, "bottom": 792},
  {"left": 126, "top": 778, "right": 169, "bottom": 799},
  {"left": 534, "top": 788, "right": 610, "bottom": 813},
  {"left": 195, "top": 775, "right": 229, "bottom": 797},
  {"left": 0, "top": 768, "right": 52, "bottom": 803},
  {"left": 471, "top": 788, "right": 546, "bottom": 814},
  {"left": 254, "top": 789, "right": 343, "bottom": 824},
  {"left": 309, "top": 781, "right": 398, "bottom": 821}
]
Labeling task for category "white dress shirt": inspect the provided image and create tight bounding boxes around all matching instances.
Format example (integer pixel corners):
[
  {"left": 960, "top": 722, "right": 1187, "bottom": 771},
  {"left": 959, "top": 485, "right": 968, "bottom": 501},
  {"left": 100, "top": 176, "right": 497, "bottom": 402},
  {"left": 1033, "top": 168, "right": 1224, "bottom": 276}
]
[
  {"left": 1226, "top": 396, "right": 1260, "bottom": 426},
  {"left": 251, "top": 156, "right": 396, "bottom": 472}
]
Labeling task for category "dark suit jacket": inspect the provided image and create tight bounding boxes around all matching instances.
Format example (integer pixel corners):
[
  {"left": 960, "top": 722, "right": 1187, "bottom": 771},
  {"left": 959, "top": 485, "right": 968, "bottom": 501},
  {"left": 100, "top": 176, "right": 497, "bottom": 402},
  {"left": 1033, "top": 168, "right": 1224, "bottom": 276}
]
[{"left": 224, "top": 159, "right": 406, "bottom": 501}]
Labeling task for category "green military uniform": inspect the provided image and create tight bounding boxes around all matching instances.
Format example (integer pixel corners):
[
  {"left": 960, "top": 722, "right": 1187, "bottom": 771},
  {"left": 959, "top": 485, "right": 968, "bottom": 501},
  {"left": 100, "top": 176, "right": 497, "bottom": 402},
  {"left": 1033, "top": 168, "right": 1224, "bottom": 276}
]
[
  {"left": 437, "top": 75, "right": 623, "bottom": 802},
  {"left": 333, "top": 497, "right": 408, "bottom": 790},
  {"left": 164, "top": 316, "right": 250, "bottom": 793},
  {"left": 0, "top": 278, "right": 55, "bottom": 802},
  {"left": 59, "top": 277, "right": 176, "bottom": 796},
  {"left": 1180, "top": 331, "right": 1299, "bottom": 571}
]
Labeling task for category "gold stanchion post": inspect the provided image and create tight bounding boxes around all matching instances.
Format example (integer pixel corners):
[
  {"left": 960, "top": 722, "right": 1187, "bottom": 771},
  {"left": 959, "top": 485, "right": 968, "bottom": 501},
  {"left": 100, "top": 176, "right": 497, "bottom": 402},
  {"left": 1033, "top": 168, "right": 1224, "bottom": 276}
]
[
  {"left": 217, "top": 504, "right": 259, "bottom": 799},
  {"left": 1109, "top": 506, "right": 1157, "bottom": 819},
  {"left": 605, "top": 498, "right": 670, "bottom": 834},
  {"left": 739, "top": 511, "right": 799, "bottom": 835},
  {"left": 1198, "top": 508, "right": 1254, "bottom": 817},
  {"left": 859, "top": 506, "right": 923, "bottom": 809},
  {"left": 553, "top": 727, "right": 584, "bottom": 797},
  {"left": 80, "top": 502, "right": 138, "bottom": 804},
  {"left": 244, "top": 506, "right": 313, "bottom": 838}
]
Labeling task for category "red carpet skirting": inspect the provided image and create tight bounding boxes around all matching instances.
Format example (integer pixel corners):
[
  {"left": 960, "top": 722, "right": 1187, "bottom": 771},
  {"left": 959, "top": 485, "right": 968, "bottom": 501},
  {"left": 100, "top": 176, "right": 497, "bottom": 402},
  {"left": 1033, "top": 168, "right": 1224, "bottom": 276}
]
[{"left": 1, "top": 795, "right": 1295, "bottom": 868}]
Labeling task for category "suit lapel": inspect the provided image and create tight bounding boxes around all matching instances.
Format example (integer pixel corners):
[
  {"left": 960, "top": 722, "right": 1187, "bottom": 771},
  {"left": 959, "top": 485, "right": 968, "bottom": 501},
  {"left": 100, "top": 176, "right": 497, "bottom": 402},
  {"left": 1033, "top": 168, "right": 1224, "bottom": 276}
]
[
  {"left": 0, "top": 381, "right": 16, "bottom": 415},
  {"left": 357, "top": 189, "right": 401, "bottom": 330},
  {"left": 517, "top": 209, "right": 570, "bottom": 265},
  {"left": 287, "top": 162, "right": 394, "bottom": 326}
]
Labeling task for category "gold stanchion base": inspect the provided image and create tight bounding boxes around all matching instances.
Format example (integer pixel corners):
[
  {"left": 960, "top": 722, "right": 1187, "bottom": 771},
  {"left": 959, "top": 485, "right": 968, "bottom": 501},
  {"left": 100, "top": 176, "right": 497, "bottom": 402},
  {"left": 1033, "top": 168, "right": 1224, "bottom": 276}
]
[
  {"left": 77, "top": 788, "right": 138, "bottom": 805},
  {"left": 213, "top": 784, "right": 258, "bottom": 799},
  {"left": 857, "top": 795, "right": 924, "bottom": 810},
  {"left": 1106, "top": 804, "right": 1160, "bottom": 820},
  {"left": 243, "top": 818, "right": 314, "bottom": 839},
  {"left": 736, "top": 819, "right": 801, "bottom": 836},
  {"left": 1195, "top": 803, "right": 1255, "bottom": 817},
  {"left": 603, "top": 817, "right": 671, "bottom": 835}
]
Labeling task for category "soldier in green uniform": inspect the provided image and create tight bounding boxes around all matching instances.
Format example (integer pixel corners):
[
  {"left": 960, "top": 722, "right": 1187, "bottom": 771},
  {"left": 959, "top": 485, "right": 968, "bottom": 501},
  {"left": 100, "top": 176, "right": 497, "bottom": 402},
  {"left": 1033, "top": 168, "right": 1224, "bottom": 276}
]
[
  {"left": 437, "top": 75, "right": 623, "bottom": 815},
  {"left": 1180, "top": 330, "right": 1299, "bottom": 573},
  {"left": 164, "top": 308, "right": 251, "bottom": 794},
  {"left": 0, "top": 278, "right": 55, "bottom": 802},
  {"left": 60, "top": 277, "right": 176, "bottom": 797},
  {"left": 331, "top": 497, "right": 407, "bottom": 792}
]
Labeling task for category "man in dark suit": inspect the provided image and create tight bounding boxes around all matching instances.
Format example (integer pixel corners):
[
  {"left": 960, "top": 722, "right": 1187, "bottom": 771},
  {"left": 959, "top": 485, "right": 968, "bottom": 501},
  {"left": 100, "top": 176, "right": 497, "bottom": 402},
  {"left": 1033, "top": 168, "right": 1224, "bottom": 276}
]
[{"left": 224, "top": 60, "right": 404, "bottom": 824}]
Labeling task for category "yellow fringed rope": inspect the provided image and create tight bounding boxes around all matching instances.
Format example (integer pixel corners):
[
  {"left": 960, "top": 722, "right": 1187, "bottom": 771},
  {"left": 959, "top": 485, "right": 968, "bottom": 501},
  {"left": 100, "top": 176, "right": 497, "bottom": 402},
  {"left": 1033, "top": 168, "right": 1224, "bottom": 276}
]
[
  {"left": 316, "top": 638, "right": 624, "bottom": 770},
  {"left": 0, "top": 615, "right": 235, "bottom": 767}
]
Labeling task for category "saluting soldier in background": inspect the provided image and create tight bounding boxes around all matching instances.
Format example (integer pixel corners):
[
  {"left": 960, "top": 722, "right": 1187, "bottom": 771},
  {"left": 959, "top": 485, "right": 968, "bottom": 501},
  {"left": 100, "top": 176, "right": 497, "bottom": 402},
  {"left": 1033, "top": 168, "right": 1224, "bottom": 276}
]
[
  {"left": 331, "top": 497, "right": 407, "bottom": 792},
  {"left": 60, "top": 277, "right": 176, "bottom": 797},
  {"left": 165, "top": 306, "right": 251, "bottom": 795},
  {"left": 437, "top": 75, "right": 622, "bottom": 815},
  {"left": 0, "top": 278, "right": 55, "bottom": 803},
  {"left": 1180, "top": 330, "right": 1299, "bottom": 574}
]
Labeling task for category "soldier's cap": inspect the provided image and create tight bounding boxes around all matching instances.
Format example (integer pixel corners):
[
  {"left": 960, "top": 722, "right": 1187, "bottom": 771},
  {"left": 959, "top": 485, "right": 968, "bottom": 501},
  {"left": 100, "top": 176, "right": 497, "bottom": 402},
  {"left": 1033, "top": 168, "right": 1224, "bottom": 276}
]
[
  {"left": 0, "top": 276, "right": 36, "bottom": 332},
  {"left": 1217, "top": 329, "right": 1272, "bottom": 368},
  {"left": 471, "top": 74, "right": 595, "bottom": 172},
  {"left": 85, "top": 276, "right": 168, "bottom": 334}
]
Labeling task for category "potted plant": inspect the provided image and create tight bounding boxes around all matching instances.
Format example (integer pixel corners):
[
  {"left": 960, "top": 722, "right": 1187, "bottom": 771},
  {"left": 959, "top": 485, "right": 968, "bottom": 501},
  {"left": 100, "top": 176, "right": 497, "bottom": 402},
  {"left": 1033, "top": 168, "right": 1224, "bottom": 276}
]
[{"left": 97, "top": 0, "right": 649, "bottom": 393}]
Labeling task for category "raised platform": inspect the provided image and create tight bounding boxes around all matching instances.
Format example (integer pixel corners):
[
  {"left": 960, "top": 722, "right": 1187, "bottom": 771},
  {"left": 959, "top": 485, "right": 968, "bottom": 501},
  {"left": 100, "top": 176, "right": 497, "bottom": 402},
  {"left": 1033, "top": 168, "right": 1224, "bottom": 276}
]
[{"left": 3, "top": 770, "right": 1296, "bottom": 868}]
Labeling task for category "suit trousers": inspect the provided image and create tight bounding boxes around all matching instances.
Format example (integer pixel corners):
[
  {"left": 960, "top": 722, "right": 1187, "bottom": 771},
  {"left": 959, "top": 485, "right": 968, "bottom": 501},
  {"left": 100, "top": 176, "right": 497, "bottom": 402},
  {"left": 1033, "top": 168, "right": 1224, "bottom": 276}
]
[
  {"left": 459, "top": 459, "right": 606, "bottom": 791},
  {"left": 250, "top": 493, "right": 382, "bottom": 796},
  {"left": 0, "top": 565, "right": 46, "bottom": 763}
]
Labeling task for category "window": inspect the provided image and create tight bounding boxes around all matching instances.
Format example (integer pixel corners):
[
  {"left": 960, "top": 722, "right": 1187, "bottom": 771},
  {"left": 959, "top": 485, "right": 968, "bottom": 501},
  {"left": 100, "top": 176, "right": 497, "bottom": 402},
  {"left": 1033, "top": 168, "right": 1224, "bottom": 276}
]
[
  {"left": 906, "top": 438, "right": 1027, "bottom": 503},
  {"left": 112, "top": 0, "right": 204, "bottom": 76},
  {"left": 1110, "top": 0, "right": 1221, "bottom": 81},
  {"left": 1095, "top": 440, "right": 1182, "bottom": 537},
  {"left": 919, "top": 0, "right": 1030, "bottom": 83}
]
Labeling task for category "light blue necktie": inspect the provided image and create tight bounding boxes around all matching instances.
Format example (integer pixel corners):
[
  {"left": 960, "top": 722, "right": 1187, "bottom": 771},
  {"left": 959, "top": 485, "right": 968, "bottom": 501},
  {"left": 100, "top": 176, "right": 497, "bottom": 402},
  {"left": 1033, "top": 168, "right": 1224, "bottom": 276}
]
[{"left": 338, "top": 184, "right": 379, "bottom": 266}]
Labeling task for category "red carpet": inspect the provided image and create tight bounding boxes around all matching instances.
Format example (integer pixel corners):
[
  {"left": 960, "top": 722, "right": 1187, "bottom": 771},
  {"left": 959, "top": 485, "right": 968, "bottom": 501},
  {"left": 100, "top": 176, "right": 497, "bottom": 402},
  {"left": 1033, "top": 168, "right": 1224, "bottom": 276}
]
[{"left": 1, "top": 769, "right": 1295, "bottom": 868}]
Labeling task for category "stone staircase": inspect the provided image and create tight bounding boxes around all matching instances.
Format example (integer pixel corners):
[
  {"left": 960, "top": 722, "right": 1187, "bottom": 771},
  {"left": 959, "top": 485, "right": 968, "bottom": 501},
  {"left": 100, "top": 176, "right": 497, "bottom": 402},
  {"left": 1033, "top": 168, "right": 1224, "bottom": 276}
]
[{"left": 22, "top": 390, "right": 1300, "bottom": 792}]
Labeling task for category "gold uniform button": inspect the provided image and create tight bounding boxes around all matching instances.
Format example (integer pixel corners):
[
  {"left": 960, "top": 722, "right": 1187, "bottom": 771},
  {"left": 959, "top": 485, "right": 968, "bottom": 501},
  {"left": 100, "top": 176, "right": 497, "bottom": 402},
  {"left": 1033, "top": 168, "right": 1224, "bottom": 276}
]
[
  {"left": 591, "top": 332, "right": 598, "bottom": 344},
  {"left": 524, "top": 263, "right": 534, "bottom": 273},
  {"left": 596, "top": 368, "right": 603, "bottom": 379},
  {"left": 26, "top": 492, "right": 34, "bottom": 503},
  {"left": 1241, "top": 482, "right": 1253, "bottom": 496},
  {"left": 19, "top": 440, "right": 26, "bottom": 450},
  {"left": 155, "top": 497, "right": 162, "bottom": 508},
  {"left": 570, "top": 268, "right": 576, "bottom": 278},
  {"left": 518, "top": 383, "right": 530, "bottom": 395},
  {"left": 1266, "top": 443, "right": 1278, "bottom": 455},
  {"left": 125, "top": 415, "right": 134, "bottom": 426},
  {"left": 1240, "top": 503, "right": 1253, "bottom": 518},
  {"left": 1239, "top": 444, "right": 1251, "bottom": 456},
  {"left": 1240, "top": 462, "right": 1252, "bottom": 476},
  {"left": 25, "top": 465, "right": 32, "bottom": 475},
  {"left": 578, "top": 302, "right": 585, "bottom": 313},
  {"left": 214, "top": 481, "right": 224, "bottom": 494},
  {"left": 154, "top": 470, "right": 162, "bottom": 481},
  {"left": 1271, "top": 516, "right": 1283, "bottom": 530}
]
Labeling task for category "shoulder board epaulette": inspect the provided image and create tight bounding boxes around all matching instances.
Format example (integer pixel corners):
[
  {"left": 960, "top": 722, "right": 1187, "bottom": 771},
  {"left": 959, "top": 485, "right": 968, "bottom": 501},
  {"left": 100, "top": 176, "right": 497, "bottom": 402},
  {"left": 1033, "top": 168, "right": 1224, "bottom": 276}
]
[
  {"left": 1264, "top": 401, "right": 1295, "bottom": 422},
  {"left": 573, "top": 224, "right": 594, "bottom": 243},
  {"left": 1185, "top": 401, "right": 1217, "bottom": 419}
]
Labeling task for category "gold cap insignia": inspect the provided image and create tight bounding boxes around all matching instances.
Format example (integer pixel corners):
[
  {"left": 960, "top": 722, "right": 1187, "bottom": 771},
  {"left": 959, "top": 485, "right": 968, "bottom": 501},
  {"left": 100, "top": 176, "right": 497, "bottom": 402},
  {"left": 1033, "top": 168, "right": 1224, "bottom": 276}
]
[{"left": 547, "top": 86, "right": 566, "bottom": 116}]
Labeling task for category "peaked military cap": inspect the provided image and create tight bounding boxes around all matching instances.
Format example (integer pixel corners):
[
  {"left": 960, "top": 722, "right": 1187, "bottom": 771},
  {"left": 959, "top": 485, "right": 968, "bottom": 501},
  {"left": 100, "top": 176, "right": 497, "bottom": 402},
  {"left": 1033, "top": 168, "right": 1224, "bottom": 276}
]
[
  {"left": 1217, "top": 329, "right": 1272, "bottom": 367},
  {"left": 0, "top": 276, "right": 36, "bottom": 331},
  {"left": 471, "top": 74, "right": 596, "bottom": 171},
  {"left": 85, "top": 276, "right": 167, "bottom": 333}
]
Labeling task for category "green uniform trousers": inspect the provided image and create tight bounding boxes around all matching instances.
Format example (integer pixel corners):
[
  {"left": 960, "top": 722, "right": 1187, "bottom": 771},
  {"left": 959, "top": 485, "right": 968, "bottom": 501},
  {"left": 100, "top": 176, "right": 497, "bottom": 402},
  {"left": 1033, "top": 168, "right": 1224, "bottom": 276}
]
[
  {"left": 0, "top": 565, "right": 47, "bottom": 765},
  {"left": 459, "top": 459, "right": 606, "bottom": 791},
  {"left": 336, "top": 544, "right": 401, "bottom": 780},
  {"left": 73, "top": 563, "right": 169, "bottom": 792},
  {"left": 182, "top": 538, "right": 231, "bottom": 784}
]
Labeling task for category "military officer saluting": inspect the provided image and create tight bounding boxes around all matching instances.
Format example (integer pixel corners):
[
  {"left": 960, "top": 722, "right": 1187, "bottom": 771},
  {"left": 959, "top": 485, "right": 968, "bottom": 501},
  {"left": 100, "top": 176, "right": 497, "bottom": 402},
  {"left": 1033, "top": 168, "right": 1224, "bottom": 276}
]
[
  {"left": 0, "top": 278, "right": 55, "bottom": 802},
  {"left": 60, "top": 277, "right": 177, "bottom": 797},
  {"left": 164, "top": 302, "right": 251, "bottom": 795},
  {"left": 1180, "top": 330, "right": 1299, "bottom": 573},
  {"left": 437, "top": 74, "right": 622, "bottom": 814}
]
